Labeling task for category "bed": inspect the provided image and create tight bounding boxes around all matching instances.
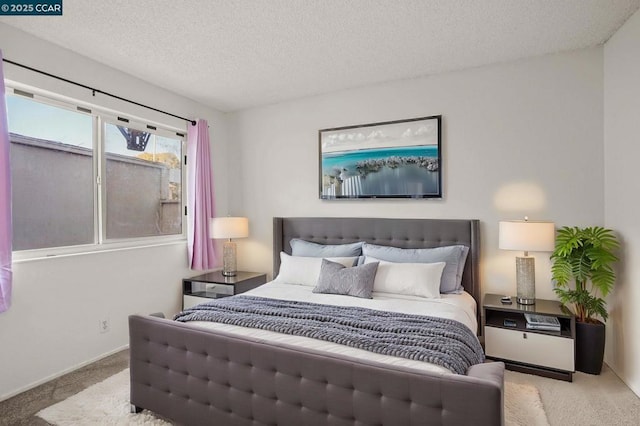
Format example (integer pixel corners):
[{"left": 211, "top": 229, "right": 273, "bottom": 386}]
[{"left": 129, "top": 217, "right": 504, "bottom": 425}]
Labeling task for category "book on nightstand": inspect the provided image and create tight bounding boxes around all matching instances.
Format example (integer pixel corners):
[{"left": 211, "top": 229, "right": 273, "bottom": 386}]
[{"left": 524, "top": 313, "right": 561, "bottom": 331}]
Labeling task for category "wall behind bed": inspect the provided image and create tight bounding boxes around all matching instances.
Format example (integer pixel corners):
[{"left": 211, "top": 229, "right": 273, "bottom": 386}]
[{"left": 228, "top": 47, "right": 604, "bottom": 302}]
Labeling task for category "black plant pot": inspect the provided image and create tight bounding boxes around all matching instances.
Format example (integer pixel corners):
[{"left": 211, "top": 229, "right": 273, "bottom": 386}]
[{"left": 575, "top": 320, "right": 605, "bottom": 375}]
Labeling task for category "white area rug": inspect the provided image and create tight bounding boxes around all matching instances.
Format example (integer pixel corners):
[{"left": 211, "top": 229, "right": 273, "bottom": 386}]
[
  {"left": 38, "top": 369, "right": 549, "bottom": 425},
  {"left": 37, "top": 370, "right": 170, "bottom": 426},
  {"left": 504, "top": 381, "right": 550, "bottom": 426}
]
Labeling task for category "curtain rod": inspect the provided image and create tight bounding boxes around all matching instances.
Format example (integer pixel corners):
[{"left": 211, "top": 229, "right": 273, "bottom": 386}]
[{"left": 2, "top": 58, "right": 197, "bottom": 126}]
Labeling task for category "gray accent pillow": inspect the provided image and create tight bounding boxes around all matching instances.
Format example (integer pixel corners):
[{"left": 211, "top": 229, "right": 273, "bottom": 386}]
[
  {"left": 290, "top": 239, "right": 364, "bottom": 257},
  {"left": 362, "top": 243, "right": 469, "bottom": 294},
  {"left": 313, "top": 259, "right": 379, "bottom": 299}
]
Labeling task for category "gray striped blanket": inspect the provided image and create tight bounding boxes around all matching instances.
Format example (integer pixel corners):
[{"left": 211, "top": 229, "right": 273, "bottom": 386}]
[{"left": 174, "top": 296, "right": 484, "bottom": 375}]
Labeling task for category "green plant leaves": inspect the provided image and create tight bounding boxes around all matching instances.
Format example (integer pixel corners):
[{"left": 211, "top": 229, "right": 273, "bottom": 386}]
[
  {"left": 552, "top": 226, "right": 583, "bottom": 257},
  {"left": 551, "top": 226, "right": 619, "bottom": 322},
  {"left": 550, "top": 256, "right": 573, "bottom": 287}
]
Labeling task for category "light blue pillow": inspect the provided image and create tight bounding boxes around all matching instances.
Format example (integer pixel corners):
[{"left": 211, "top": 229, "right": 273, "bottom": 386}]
[
  {"left": 361, "top": 243, "right": 469, "bottom": 294},
  {"left": 290, "top": 239, "right": 364, "bottom": 257}
]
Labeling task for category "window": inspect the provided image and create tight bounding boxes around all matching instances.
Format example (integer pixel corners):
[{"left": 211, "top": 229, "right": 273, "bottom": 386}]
[
  {"left": 104, "top": 122, "right": 183, "bottom": 239},
  {"left": 7, "top": 94, "right": 95, "bottom": 251},
  {"left": 5, "top": 87, "right": 186, "bottom": 253}
]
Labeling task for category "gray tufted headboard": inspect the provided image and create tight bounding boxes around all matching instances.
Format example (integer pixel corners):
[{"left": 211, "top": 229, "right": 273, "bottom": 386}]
[{"left": 273, "top": 217, "right": 481, "bottom": 328}]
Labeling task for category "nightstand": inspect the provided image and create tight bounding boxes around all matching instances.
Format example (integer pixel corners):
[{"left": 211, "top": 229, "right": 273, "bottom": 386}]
[
  {"left": 182, "top": 271, "right": 267, "bottom": 309},
  {"left": 483, "top": 293, "right": 575, "bottom": 381}
]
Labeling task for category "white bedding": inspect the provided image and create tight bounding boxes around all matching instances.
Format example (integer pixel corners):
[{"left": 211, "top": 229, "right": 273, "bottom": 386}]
[{"left": 187, "top": 281, "right": 479, "bottom": 375}]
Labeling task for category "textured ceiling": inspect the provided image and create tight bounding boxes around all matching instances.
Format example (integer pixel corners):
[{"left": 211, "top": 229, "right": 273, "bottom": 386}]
[{"left": 1, "top": 0, "right": 639, "bottom": 112}]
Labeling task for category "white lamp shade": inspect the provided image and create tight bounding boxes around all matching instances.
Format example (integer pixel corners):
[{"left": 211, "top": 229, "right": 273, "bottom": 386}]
[
  {"left": 499, "top": 220, "right": 555, "bottom": 252},
  {"left": 210, "top": 217, "right": 249, "bottom": 239}
]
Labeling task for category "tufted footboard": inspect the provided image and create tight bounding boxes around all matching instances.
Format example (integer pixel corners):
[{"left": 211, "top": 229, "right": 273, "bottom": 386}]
[{"left": 129, "top": 314, "right": 504, "bottom": 426}]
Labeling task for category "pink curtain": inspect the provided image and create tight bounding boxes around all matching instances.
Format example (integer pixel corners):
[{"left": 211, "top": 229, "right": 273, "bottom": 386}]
[
  {"left": 187, "top": 119, "right": 217, "bottom": 270},
  {"left": 0, "top": 50, "right": 12, "bottom": 313}
]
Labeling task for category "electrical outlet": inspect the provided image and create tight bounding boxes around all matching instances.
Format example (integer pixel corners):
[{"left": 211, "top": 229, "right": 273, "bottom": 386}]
[{"left": 99, "top": 317, "right": 110, "bottom": 334}]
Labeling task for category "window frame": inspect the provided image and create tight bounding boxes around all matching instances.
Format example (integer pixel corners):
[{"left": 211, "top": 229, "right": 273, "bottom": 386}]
[{"left": 6, "top": 82, "right": 188, "bottom": 261}]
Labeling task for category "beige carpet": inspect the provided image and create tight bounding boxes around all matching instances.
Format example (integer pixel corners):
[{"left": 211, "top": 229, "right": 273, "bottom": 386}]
[
  {"left": 37, "top": 368, "right": 548, "bottom": 425},
  {"left": 506, "top": 365, "right": 640, "bottom": 426}
]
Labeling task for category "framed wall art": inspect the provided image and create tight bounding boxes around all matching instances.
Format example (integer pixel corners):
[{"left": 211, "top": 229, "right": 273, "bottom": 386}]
[{"left": 319, "top": 115, "right": 442, "bottom": 199}]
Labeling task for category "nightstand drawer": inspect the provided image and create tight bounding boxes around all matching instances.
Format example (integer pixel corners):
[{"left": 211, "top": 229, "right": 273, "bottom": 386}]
[
  {"left": 485, "top": 326, "right": 575, "bottom": 372},
  {"left": 182, "top": 271, "right": 267, "bottom": 310},
  {"left": 183, "top": 295, "right": 212, "bottom": 310},
  {"left": 193, "top": 281, "right": 234, "bottom": 296}
]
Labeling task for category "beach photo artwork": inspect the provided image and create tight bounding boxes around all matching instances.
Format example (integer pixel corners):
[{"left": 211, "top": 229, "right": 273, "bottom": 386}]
[{"left": 319, "top": 116, "right": 441, "bottom": 199}]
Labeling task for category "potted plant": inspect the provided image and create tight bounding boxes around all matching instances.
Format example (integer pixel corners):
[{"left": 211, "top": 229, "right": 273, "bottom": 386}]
[{"left": 551, "top": 226, "right": 619, "bottom": 374}]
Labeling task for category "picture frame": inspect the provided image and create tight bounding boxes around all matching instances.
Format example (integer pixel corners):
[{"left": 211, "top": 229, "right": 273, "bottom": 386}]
[{"left": 319, "top": 115, "right": 442, "bottom": 199}]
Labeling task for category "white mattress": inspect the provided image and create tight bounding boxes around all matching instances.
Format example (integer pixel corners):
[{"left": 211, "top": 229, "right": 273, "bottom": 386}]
[{"left": 188, "top": 281, "right": 479, "bottom": 375}]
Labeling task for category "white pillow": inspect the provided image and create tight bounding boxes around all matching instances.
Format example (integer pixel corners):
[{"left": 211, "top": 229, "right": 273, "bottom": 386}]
[
  {"left": 362, "top": 243, "right": 468, "bottom": 294},
  {"left": 274, "top": 252, "right": 358, "bottom": 286},
  {"left": 364, "top": 256, "right": 445, "bottom": 298}
]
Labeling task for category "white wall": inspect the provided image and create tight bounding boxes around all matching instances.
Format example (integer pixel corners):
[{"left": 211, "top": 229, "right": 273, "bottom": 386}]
[
  {"left": 0, "top": 24, "right": 228, "bottom": 400},
  {"left": 230, "top": 48, "right": 605, "bottom": 303},
  {"left": 604, "top": 9, "right": 640, "bottom": 397}
]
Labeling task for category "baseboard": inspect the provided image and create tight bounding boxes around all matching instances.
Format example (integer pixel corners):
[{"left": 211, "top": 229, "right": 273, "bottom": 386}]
[{"left": 0, "top": 344, "right": 129, "bottom": 402}]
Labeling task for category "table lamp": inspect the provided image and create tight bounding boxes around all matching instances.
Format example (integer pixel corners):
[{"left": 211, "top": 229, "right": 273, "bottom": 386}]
[
  {"left": 210, "top": 217, "right": 249, "bottom": 276},
  {"left": 499, "top": 218, "right": 555, "bottom": 305}
]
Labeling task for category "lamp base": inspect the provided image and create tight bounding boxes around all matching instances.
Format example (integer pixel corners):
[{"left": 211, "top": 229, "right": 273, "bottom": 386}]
[
  {"left": 515, "top": 256, "right": 536, "bottom": 305},
  {"left": 222, "top": 241, "right": 237, "bottom": 277}
]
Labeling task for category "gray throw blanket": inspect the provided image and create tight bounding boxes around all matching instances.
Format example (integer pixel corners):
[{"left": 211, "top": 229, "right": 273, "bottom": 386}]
[{"left": 174, "top": 296, "right": 484, "bottom": 375}]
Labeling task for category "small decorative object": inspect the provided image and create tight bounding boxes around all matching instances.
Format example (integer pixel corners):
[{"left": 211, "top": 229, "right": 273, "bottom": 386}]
[
  {"left": 551, "top": 226, "right": 619, "bottom": 374},
  {"left": 210, "top": 217, "right": 249, "bottom": 276},
  {"left": 319, "top": 115, "right": 441, "bottom": 199},
  {"left": 499, "top": 218, "right": 555, "bottom": 305}
]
